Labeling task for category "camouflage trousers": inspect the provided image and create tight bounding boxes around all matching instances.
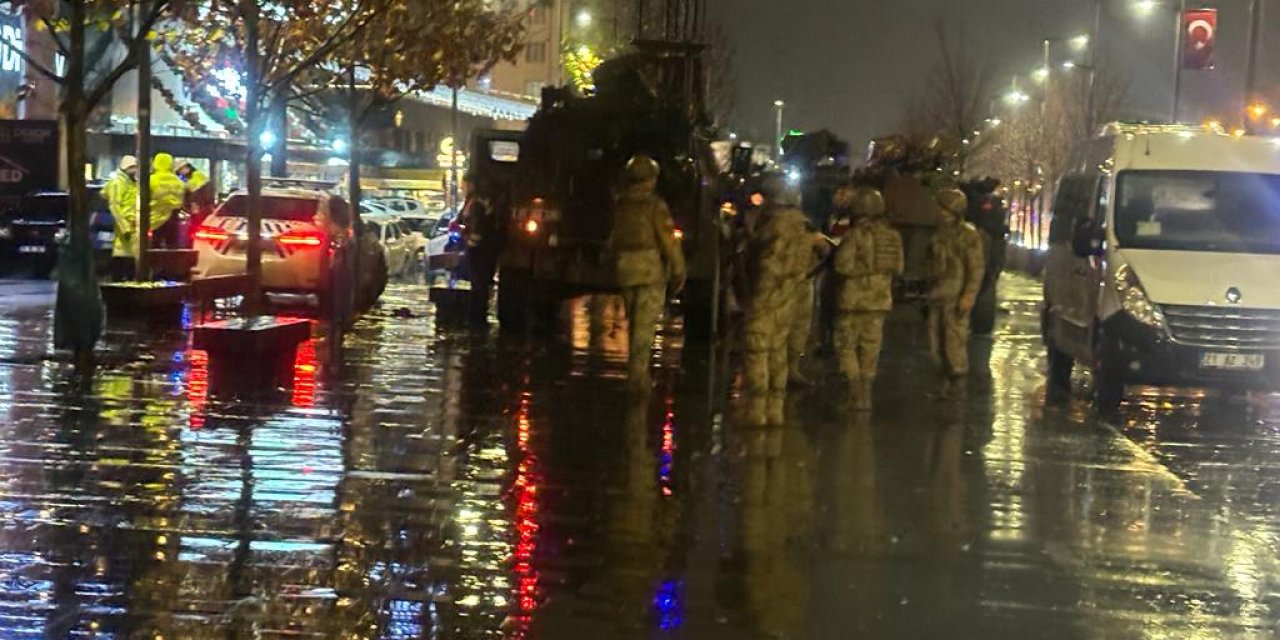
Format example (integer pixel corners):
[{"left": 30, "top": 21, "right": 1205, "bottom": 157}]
[
  {"left": 927, "top": 300, "right": 970, "bottom": 376},
  {"left": 834, "top": 311, "right": 886, "bottom": 382},
  {"left": 787, "top": 280, "right": 815, "bottom": 370},
  {"left": 744, "top": 299, "right": 793, "bottom": 425},
  {"left": 622, "top": 285, "right": 666, "bottom": 382}
]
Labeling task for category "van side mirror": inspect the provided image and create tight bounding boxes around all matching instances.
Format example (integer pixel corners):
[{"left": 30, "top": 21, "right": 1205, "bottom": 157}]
[{"left": 1071, "top": 219, "right": 1104, "bottom": 258}]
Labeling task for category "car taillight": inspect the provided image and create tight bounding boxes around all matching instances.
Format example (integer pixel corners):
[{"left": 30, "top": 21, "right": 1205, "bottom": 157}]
[
  {"left": 277, "top": 230, "right": 324, "bottom": 247},
  {"left": 193, "top": 226, "right": 231, "bottom": 243}
]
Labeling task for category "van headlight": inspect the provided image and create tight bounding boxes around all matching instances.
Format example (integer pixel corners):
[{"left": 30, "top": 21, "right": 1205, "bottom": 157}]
[{"left": 1114, "top": 263, "right": 1165, "bottom": 328}]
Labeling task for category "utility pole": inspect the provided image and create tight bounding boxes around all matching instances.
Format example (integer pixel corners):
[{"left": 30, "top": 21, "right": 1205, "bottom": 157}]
[
  {"left": 1245, "top": 0, "right": 1264, "bottom": 131},
  {"left": 1170, "top": 0, "right": 1187, "bottom": 123},
  {"left": 1088, "top": 0, "right": 1103, "bottom": 130}
]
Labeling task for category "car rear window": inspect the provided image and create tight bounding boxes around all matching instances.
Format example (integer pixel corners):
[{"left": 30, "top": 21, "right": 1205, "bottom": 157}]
[{"left": 218, "top": 194, "right": 318, "bottom": 222}]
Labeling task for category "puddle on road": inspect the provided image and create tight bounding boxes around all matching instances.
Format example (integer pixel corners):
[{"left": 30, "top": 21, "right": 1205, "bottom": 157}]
[{"left": 0, "top": 278, "right": 1275, "bottom": 638}]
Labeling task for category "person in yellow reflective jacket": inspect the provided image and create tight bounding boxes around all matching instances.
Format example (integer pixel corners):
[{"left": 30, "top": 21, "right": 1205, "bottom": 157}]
[{"left": 149, "top": 153, "right": 186, "bottom": 248}]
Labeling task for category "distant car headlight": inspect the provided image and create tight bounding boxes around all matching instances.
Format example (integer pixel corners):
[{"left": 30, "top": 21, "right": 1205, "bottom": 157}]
[{"left": 1114, "top": 263, "right": 1165, "bottom": 328}]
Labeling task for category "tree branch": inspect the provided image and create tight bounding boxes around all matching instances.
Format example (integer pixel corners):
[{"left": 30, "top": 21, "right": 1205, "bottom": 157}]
[
  {"left": 36, "top": 15, "right": 70, "bottom": 57},
  {"left": 268, "top": 3, "right": 382, "bottom": 94}
]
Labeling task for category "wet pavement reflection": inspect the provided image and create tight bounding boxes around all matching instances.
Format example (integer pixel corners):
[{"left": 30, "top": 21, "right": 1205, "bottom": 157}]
[{"left": 0, "top": 275, "right": 1277, "bottom": 638}]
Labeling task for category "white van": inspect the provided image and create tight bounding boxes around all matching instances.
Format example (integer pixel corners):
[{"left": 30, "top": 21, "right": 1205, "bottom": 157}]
[{"left": 1043, "top": 123, "right": 1280, "bottom": 409}]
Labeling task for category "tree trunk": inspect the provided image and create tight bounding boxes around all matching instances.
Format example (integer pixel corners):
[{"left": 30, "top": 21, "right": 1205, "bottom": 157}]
[
  {"left": 53, "top": 0, "right": 103, "bottom": 363},
  {"left": 242, "top": 0, "right": 264, "bottom": 315},
  {"left": 135, "top": 8, "right": 153, "bottom": 280}
]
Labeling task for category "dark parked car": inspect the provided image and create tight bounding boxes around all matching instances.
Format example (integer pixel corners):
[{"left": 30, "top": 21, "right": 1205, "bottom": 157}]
[{"left": 0, "top": 187, "right": 113, "bottom": 278}]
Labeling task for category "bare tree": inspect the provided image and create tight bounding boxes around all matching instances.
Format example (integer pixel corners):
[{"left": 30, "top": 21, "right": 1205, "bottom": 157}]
[
  {"left": 703, "top": 22, "right": 736, "bottom": 128},
  {"left": 902, "top": 21, "right": 996, "bottom": 175},
  {"left": 976, "top": 62, "right": 1128, "bottom": 184}
]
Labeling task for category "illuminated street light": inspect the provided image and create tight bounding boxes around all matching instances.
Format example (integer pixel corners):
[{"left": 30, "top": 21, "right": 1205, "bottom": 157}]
[
  {"left": 1004, "top": 90, "right": 1030, "bottom": 105},
  {"left": 1134, "top": 0, "right": 1159, "bottom": 16},
  {"left": 1032, "top": 67, "right": 1050, "bottom": 82},
  {"left": 259, "top": 130, "right": 276, "bottom": 149},
  {"left": 1062, "top": 61, "right": 1077, "bottom": 71},
  {"left": 1071, "top": 34, "right": 1090, "bottom": 50},
  {"left": 575, "top": 10, "right": 592, "bottom": 28},
  {"left": 331, "top": 138, "right": 347, "bottom": 153},
  {"left": 1248, "top": 102, "right": 1270, "bottom": 121}
]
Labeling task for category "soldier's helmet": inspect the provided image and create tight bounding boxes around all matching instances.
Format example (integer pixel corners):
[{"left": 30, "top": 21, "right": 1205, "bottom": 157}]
[
  {"left": 625, "top": 155, "right": 661, "bottom": 183},
  {"left": 936, "top": 188, "right": 968, "bottom": 217},
  {"left": 850, "top": 187, "right": 886, "bottom": 218},
  {"left": 758, "top": 171, "right": 802, "bottom": 207}
]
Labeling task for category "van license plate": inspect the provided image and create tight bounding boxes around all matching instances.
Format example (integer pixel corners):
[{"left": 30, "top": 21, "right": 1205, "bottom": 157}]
[
  {"left": 1200, "top": 352, "right": 1265, "bottom": 370},
  {"left": 17, "top": 245, "right": 45, "bottom": 254}
]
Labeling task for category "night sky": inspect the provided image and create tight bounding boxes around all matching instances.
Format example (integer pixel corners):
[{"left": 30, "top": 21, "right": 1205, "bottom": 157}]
[{"left": 712, "top": 0, "right": 1280, "bottom": 154}]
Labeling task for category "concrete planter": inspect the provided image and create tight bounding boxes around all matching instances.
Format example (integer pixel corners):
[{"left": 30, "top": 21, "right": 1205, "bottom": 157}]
[{"left": 100, "top": 281, "right": 191, "bottom": 318}]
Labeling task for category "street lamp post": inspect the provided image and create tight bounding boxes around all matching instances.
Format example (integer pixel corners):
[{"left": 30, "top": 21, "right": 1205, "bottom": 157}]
[
  {"left": 1170, "top": 0, "right": 1187, "bottom": 123},
  {"left": 773, "top": 99, "right": 785, "bottom": 161},
  {"left": 1244, "top": 0, "right": 1264, "bottom": 131},
  {"left": 1089, "top": 0, "right": 1186, "bottom": 123}
]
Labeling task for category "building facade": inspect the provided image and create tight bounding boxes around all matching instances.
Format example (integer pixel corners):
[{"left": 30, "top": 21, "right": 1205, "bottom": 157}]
[{"left": 487, "top": 0, "right": 566, "bottom": 99}]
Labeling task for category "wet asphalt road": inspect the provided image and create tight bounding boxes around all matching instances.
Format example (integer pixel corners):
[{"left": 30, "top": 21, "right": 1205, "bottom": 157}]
[{"left": 0, "top": 275, "right": 1278, "bottom": 639}]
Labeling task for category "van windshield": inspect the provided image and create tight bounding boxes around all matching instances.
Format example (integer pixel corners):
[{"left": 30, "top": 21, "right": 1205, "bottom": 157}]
[{"left": 1115, "top": 170, "right": 1280, "bottom": 254}]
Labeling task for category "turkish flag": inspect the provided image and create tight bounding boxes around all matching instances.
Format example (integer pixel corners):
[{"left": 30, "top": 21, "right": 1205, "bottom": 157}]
[{"left": 1183, "top": 9, "right": 1217, "bottom": 70}]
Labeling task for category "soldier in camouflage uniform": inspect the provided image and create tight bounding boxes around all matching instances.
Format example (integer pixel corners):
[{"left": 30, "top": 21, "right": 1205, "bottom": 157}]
[
  {"left": 743, "top": 174, "right": 811, "bottom": 426},
  {"left": 927, "top": 188, "right": 986, "bottom": 394},
  {"left": 611, "top": 155, "right": 687, "bottom": 386},
  {"left": 832, "top": 187, "right": 903, "bottom": 410},
  {"left": 787, "top": 223, "right": 830, "bottom": 387}
]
